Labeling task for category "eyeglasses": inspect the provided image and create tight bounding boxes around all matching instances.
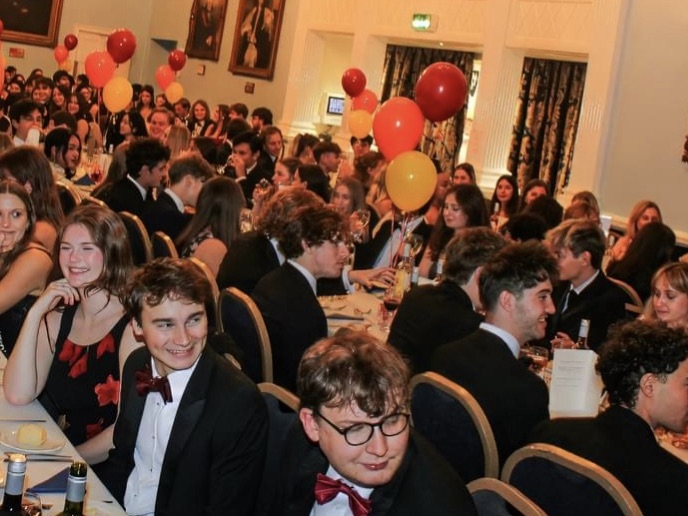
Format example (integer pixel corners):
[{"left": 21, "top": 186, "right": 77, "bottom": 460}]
[{"left": 314, "top": 410, "right": 410, "bottom": 446}]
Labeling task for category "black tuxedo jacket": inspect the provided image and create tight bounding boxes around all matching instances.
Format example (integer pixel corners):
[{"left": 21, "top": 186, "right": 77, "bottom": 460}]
[
  {"left": 216, "top": 231, "right": 280, "bottom": 293},
  {"left": 546, "top": 272, "right": 627, "bottom": 351},
  {"left": 239, "top": 165, "right": 273, "bottom": 207},
  {"left": 530, "top": 405, "right": 688, "bottom": 515},
  {"left": 100, "top": 177, "right": 148, "bottom": 217},
  {"left": 389, "top": 281, "right": 482, "bottom": 374},
  {"left": 251, "top": 263, "right": 327, "bottom": 392},
  {"left": 140, "top": 191, "right": 191, "bottom": 242},
  {"left": 430, "top": 329, "right": 549, "bottom": 465},
  {"left": 270, "top": 425, "right": 476, "bottom": 516},
  {"left": 100, "top": 347, "right": 268, "bottom": 516}
]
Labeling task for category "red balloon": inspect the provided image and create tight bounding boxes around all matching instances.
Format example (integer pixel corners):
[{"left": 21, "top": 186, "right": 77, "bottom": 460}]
[
  {"left": 64, "top": 34, "right": 78, "bottom": 51},
  {"left": 85, "top": 51, "right": 116, "bottom": 88},
  {"left": 107, "top": 28, "right": 137, "bottom": 64},
  {"left": 372, "top": 97, "right": 425, "bottom": 161},
  {"left": 168, "top": 50, "right": 187, "bottom": 72},
  {"left": 53, "top": 45, "right": 69, "bottom": 64},
  {"left": 352, "top": 89, "right": 378, "bottom": 114},
  {"left": 341, "top": 68, "right": 367, "bottom": 98},
  {"left": 155, "top": 65, "right": 175, "bottom": 91},
  {"left": 414, "top": 62, "right": 468, "bottom": 122},
  {"left": 0, "top": 20, "right": 4, "bottom": 37}
]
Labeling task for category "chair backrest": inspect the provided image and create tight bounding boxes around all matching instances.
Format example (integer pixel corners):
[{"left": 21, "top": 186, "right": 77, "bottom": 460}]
[
  {"left": 255, "top": 383, "right": 299, "bottom": 515},
  {"left": 118, "top": 211, "right": 153, "bottom": 264},
  {"left": 219, "top": 287, "right": 273, "bottom": 383},
  {"left": 467, "top": 477, "right": 547, "bottom": 516},
  {"left": 56, "top": 181, "right": 81, "bottom": 215},
  {"left": 410, "top": 372, "right": 499, "bottom": 482},
  {"left": 501, "top": 443, "right": 642, "bottom": 516},
  {"left": 607, "top": 276, "right": 644, "bottom": 316},
  {"left": 81, "top": 196, "right": 107, "bottom": 209},
  {"left": 152, "top": 231, "right": 179, "bottom": 259},
  {"left": 189, "top": 257, "right": 220, "bottom": 330}
]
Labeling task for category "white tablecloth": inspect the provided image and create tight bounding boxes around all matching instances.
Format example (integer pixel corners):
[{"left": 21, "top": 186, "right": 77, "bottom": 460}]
[
  {"left": 0, "top": 358, "right": 125, "bottom": 515},
  {"left": 323, "top": 290, "right": 388, "bottom": 341}
]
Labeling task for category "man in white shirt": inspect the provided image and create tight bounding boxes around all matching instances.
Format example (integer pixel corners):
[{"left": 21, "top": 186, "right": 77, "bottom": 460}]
[
  {"left": 101, "top": 258, "right": 267, "bottom": 516},
  {"left": 271, "top": 331, "right": 476, "bottom": 516}
]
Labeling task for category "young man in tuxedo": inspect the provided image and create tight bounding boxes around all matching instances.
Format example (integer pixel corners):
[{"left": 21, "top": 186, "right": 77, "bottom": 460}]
[
  {"left": 99, "top": 137, "right": 170, "bottom": 217},
  {"left": 530, "top": 320, "right": 688, "bottom": 514},
  {"left": 273, "top": 331, "right": 476, "bottom": 516},
  {"left": 141, "top": 153, "right": 214, "bottom": 241},
  {"left": 430, "top": 241, "right": 556, "bottom": 465},
  {"left": 101, "top": 258, "right": 267, "bottom": 515},
  {"left": 545, "top": 219, "right": 627, "bottom": 351}
]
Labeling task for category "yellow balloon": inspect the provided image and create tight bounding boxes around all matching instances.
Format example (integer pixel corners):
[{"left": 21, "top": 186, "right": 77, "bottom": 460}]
[
  {"left": 386, "top": 151, "right": 437, "bottom": 212},
  {"left": 165, "top": 82, "right": 184, "bottom": 104},
  {"left": 102, "top": 76, "right": 133, "bottom": 113},
  {"left": 348, "top": 109, "right": 373, "bottom": 139}
]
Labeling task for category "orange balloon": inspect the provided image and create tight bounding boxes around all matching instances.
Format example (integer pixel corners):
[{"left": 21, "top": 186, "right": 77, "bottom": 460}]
[
  {"left": 156, "top": 65, "right": 175, "bottom": 91},
  {"left": 103, "top": 77, "right": 133, "bottom": 113},
  {"left": 53, "top": 45, "right": 69, "bottom": 64},
  {"left": 386, "top": 151, "right": 437, "bottom": 212},
  {"left": 348, "top": 110, "right": 373, "bottom": 139},
  {"left": 352, "top": 89, "right": 378, "bottom": 114},
  {"left": 84, "top": 51, "right": 116, "bottom": 88},
  {"left": 372, "top": 97, "right": 425, "bottom": 161}
]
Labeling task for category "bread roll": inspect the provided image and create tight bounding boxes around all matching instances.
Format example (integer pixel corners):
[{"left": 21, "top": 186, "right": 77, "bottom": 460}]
[{"left": 17, "top": 423, "right": 47, "bottom": 446}]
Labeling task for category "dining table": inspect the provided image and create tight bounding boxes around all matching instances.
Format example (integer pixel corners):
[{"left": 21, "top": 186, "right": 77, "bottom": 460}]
[
  {"left": 321, "top": 288, "right": 388, "bottom": 341},
  {"left": 0, "top": 358, "right": 125, "bottom": 515}
]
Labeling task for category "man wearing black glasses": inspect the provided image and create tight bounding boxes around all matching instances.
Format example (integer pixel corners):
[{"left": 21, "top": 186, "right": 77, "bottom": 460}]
[{"left": 270, "top": 331, "right": 476, "bottom": 516}]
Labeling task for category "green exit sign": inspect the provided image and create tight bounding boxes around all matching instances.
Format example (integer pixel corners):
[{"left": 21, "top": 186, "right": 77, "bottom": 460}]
[{"left": 411, "top": 13, "right": 437, "bottom": 32}]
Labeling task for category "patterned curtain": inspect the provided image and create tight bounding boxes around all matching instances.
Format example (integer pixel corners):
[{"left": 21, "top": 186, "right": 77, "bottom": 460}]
[
  {"left": 507, "top": 58, "right": 587, "bottom": 194},
  {"left": 380, "top": 45, "right": 475, "bottom": 172}
]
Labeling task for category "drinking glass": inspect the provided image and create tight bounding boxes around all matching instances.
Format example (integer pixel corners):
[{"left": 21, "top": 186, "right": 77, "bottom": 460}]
[
  {"left": 404, "top": 233, "right": 424, "bottom": 258},
  {"left": 240, "top": 209, "right": 254, "bottom": 233},
  {"left": 378, "top": 286, "right": 402, "bottom": 332},
  {"left": 350, "top": 209, "right": 371, "bottom": 244},
  {"left": 519, "top": 345, "right": 550, "bottom": 375}
]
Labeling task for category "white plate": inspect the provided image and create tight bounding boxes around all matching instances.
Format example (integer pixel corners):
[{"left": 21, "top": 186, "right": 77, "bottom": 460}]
[
  {"left": 0, "top": 427, "right": 66, "bottom": 453},
  {"left": 84, "top": 500, "right": 118, "bottom": 516}
]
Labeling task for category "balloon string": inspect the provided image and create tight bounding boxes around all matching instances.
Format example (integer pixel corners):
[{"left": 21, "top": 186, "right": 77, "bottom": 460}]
[{"left": 389, "top": 210, "right": 409, "bottom": 267}]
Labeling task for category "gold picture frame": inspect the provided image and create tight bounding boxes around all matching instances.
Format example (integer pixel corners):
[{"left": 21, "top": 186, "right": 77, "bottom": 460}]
[
  {"left": 0, "top": 0, "right": 64, "bottom": 47},
  {"left": 185, "top": 0, "right": 230, "bottom": 62},
  {"left": 228, "top": 0, "right": 286, "bottom": 80}
]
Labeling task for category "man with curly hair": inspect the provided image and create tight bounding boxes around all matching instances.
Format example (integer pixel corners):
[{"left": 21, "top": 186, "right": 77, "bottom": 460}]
[{"left": 530, "top": 319, "right": 688, "bottom": 514}]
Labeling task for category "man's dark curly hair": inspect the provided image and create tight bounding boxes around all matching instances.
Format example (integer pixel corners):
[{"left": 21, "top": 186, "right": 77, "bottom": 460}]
[
  {"left": 278, "top": 204, "right": 349, "bottom": 259},
  {"left": 597, "top": 320, "right": 688, "bottom": 408}
]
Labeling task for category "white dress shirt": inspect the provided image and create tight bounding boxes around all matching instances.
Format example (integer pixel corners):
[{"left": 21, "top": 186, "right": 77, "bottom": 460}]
[
  {"left": 479, "top": 322, "right": 521, "bottom": 358},
  {"left": 123, "top": 358, "right": 198, "bottom": 516}
]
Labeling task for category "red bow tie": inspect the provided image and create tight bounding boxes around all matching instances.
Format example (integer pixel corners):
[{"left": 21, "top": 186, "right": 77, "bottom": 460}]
[
  {"left": 135, "top": 365, "right": 173, "bottom": 403},
  {"left": 314, "top": 473, "right": 372, "bottom": 516}
]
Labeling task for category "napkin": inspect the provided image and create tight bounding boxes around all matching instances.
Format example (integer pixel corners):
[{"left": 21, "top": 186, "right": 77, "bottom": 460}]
[{"left": 28, "top": 466, "right": 69, "bottom": 493}]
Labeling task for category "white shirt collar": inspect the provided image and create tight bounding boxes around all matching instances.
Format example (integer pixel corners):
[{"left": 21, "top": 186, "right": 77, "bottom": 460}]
[
  {"left": 269, "top": 236, "right": 286, "bottom": 265},
  {"left": 479, "top": 322, "right": 520, "bottom": 358},
  {"left": 127, "top": 174, "right": 148, "bottom": 199},
  {"left": 287, "top": 259, "right": 317, "bottom": 295},
  {"left": 572, "top": 269, "right": 600, "bottom": 294},
  {"left": 164, "top": 188, "right": 184, "bottom": 212},
  {"left": 150, "top": 355, "right": 198, "bottom": 401}
]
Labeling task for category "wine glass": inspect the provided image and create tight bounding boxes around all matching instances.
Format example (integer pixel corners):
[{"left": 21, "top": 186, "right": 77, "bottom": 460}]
[
  {"left": 379, "top": 286, "right": 402, "bottom": 332},
  {"left": 240, "top": 209, "right": 254, "bottom": 233},
  {"left": 404, "top": 233, "right": 424, "bottom": 258},
  {"left": 519, "top": 345, "right": 550, "bottom": 377},
  {"left": 350, "top": 209, "right": 371, "bottom": 244}
]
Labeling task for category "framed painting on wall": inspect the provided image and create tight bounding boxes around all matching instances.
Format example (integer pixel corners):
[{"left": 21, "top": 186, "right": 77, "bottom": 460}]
[
  {"left": 228, "top": 0, "right": 286, "bottom": 80},
  {"left": 0, "top": 0, "right": 64, "bottom": 47},
  {"left": 185, "top": 0, "right": 230, "bottom": 61}
]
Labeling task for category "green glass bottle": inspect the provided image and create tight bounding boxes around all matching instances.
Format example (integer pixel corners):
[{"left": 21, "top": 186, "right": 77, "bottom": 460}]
[
  {"left": 0, "top": 453, "right": 29, "bottom": 515},
  {"left": 56, "top": 462, "right": 88, "bottom": 516}
]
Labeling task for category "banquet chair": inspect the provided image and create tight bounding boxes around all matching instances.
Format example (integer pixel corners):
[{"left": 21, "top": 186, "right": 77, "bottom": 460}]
[
  {"left": 80, "top": 196, "right": 107, "bottom": 209},
  {"left": 118, "top": 211, "right": 153, "bottom": 265},
  {"left": 501, "top": 443, "right": 642, "bottom": 516},
  {"left": 467, "top": 478, "right": 547, "bottom": 516},
  {"left": 152, "top": 231, "right": 179, "bottom": 259},
  {"left": 410, "top": 372, "right": 499, "bottom": 483},
  {"left": 607, "top": 277, "right": 644, "bottom": 315},
  {"left": 189, "top": 257, "right": 220, "bottom": 330},
  {"left": 57, "top": 181, "right": 81, "bottom": 215},
  {"left": 218, "top": 287, "right": 273, "bottom": 383},
  {"left": 256, "top": 383, "right": 299, "bottom": 515}
]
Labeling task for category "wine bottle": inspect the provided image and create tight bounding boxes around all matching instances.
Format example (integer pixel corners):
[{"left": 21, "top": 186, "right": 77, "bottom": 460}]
[
  {"left": 0, "top": 453, "right": 29, "bottom": 515},
  {"left": 391, "top": 243, "right": 413, "bottom": 298},
  {"left": 56, "top": 461, "right": 88, "bottom": 516},
  {"left": 575, "top": 319, "right": 591, "bottom": 349}
]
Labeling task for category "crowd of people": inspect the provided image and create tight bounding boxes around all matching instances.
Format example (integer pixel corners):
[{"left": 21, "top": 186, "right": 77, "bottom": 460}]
[{"left": 0, "top": 63, "right": 687, "bottom": 515}]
